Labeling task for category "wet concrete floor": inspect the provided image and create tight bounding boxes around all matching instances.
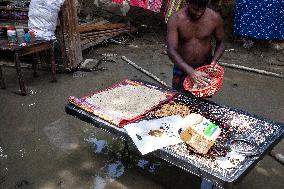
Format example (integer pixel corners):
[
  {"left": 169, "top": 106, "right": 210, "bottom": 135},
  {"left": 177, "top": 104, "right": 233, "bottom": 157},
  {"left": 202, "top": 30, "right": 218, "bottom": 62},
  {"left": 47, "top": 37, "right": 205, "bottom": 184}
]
[{"left": 0, "top": 42, "right": 283, "bottom": 189}]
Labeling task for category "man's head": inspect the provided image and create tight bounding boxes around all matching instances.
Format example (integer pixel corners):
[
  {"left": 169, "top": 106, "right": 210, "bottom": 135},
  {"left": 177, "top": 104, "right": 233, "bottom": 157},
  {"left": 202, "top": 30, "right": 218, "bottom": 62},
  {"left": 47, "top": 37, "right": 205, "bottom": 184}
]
[{"left": 186, "top": 0, "right": 209, "bottom": 20}]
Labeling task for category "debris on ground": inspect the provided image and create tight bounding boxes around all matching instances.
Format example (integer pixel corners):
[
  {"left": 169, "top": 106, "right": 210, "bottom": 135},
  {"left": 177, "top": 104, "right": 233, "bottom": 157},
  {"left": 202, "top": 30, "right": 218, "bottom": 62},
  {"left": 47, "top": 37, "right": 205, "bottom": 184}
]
[
  {"left": 225, "top": 49, "right": 235, "bottom": 52},
  {"left": 73, "top": 71, "right": 88, "bottom": 78},
  {"left": 242, "top": 38, "right": 254, "bottom": 49},
  {"left": 269, "top": 151, "right": 284, "bottom": 165}
]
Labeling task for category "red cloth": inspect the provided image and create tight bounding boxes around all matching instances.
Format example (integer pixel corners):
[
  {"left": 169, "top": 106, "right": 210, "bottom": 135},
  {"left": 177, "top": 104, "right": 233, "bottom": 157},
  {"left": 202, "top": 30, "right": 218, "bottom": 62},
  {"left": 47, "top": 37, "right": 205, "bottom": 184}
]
[
  {"left": 129, "top": 0, "right": 148, "bottom": 9},
  {"left": 112, "top": 0, "right": 124, "bottom": 3},
  {"left": 68, "top": 80, "right": 178, "bottom": 127}
]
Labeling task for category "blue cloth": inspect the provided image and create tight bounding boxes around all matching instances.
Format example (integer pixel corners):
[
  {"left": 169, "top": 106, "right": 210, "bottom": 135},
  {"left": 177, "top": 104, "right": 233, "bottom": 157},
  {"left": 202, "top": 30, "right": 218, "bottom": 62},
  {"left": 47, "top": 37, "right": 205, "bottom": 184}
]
[
  {"left": 172, "top": 64, "right": 188, "bottom": 92},
  {"left": 234, "top": 0, "right": 284, "bottom": 39},
  {"left": 24, "top": 33, "right": 31, "bottom": 43},
  {"left": 201, "top": 180, "right": 217, "bottom": 189}
]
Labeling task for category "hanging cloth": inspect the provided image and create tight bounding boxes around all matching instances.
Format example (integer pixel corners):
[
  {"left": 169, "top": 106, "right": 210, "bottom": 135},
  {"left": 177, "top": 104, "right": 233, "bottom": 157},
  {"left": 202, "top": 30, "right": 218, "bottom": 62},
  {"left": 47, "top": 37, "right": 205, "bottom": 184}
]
[
  {"left": 112, "top": 0, "right": 163, "bottom": 13},
  {"left": 163, "top": 0, "right": 185, "bottom": 23},
  {"left": 113, "top": 0, "right": 124, "bottom": 3}
]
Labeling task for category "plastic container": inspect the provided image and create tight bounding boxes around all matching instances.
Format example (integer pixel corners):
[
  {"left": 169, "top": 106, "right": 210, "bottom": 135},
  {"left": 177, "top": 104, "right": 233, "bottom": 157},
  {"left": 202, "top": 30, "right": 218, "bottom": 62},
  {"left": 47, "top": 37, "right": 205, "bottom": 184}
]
[
  {"left": 183, "top": 64, "right": 224, "bottom": 98},
  {"left": 16, "top": 28, "right": 25, "bottom": 44},
  {"left": 7, "top": 27, "right": 17, "bottom": 44},
  {"left": 180, "top": 114, "right": 221, "bottom": 154},
  {"left": 0, "top": 27, "right": 7, "bottom": 39},
  {"left": 23, "top": 28, "right": 31, "bottom": 43}
]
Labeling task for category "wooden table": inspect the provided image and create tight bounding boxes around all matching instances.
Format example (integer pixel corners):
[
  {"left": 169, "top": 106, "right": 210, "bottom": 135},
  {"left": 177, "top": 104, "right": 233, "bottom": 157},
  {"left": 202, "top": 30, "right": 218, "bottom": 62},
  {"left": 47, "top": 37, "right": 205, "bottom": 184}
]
[
  {"left": 64, "top": 81, "right": 284, "bottom": 189},
  {"left": 0, "top": 40, "right": 56, "bottom": 95}
]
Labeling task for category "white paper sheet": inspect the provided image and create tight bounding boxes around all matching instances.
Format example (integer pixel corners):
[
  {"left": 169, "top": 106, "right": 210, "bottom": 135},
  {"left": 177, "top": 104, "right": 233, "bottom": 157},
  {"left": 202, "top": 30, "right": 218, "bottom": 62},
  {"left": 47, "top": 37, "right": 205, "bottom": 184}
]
[{"left": 124, "top": 115, "right": 187, "bottom": 155}]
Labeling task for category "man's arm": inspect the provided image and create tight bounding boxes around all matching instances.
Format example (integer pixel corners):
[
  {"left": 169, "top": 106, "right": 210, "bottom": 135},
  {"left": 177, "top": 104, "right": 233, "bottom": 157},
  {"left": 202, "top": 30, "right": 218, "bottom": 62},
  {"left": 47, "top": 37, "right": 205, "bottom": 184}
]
[
  {"left": 166, "top": 16, "right": 195, "bottom": 75},
  {"left": 211, "top": 15, "right": 225, "bottom": 66}
]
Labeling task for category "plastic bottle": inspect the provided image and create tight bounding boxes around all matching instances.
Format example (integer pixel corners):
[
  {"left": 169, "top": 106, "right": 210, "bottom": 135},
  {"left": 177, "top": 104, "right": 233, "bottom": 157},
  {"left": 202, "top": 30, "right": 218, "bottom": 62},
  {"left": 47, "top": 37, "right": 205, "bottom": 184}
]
[
  {"left": 16, "top": 27, "right": 25, "bottom": 44},
  {"left": 7, "top": 27, "right": 17, "bottom": 44},
  {"left": 23, "top": 29, "right": 31, "bottom": 43}
]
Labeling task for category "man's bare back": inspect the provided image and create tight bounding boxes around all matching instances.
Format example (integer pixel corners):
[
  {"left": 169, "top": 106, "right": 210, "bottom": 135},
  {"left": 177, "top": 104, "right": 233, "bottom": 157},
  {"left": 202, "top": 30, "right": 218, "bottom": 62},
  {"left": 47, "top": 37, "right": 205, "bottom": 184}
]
[{"left": 167, "top": 1, "right": 224, "bottom": 86}]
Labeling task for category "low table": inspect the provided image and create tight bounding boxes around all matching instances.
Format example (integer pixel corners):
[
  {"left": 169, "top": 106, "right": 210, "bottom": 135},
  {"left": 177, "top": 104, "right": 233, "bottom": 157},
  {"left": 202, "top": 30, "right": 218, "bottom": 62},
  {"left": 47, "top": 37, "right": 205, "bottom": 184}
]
[
  {"left": 0, "top": 39, "right": 56, "bottom": 95},
  {"left": 65, "top": 82, "right": 284, "bottom": 189}
]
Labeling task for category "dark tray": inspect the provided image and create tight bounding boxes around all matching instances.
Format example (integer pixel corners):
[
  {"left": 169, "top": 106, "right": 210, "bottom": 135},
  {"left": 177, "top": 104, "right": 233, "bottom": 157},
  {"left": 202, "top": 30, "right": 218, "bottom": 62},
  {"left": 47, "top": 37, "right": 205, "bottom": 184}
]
[{"left": 65, "top": 81, "right": 284, "bottom": 189}]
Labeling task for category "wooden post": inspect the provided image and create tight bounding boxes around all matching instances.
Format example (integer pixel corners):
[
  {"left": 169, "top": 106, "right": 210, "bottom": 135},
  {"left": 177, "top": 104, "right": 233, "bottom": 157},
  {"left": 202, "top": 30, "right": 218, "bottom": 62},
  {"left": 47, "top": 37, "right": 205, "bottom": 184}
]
[
  {"left": 58, "top": 9, "right": 68, "bottom": 69},
  {"left": 0, "top": 65, "right": 6, "bottom": 89},
  {"left": 60, "top": 0, "right": 82, "bottom": 69}
]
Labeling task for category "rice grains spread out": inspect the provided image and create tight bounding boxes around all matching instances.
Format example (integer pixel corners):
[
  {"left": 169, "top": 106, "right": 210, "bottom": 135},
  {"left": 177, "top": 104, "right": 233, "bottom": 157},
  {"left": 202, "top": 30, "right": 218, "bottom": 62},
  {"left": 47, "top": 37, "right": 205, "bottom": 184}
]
[{"left": 85, "top": 85, "right": 167, "bottom": 119}]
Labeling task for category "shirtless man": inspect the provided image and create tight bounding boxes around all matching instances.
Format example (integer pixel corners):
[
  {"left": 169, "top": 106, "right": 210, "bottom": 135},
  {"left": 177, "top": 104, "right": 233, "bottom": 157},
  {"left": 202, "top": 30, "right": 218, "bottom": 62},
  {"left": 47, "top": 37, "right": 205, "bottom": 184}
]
[{"left": 167, "top": 0, "right": 225, "bottom": 92}]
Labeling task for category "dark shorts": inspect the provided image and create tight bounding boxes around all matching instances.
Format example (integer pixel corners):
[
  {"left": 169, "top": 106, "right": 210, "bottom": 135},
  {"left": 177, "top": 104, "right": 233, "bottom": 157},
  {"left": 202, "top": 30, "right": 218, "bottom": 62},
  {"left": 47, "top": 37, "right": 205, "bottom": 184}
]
[{"left": 172, "top": 56, "right": 213, "bottom": 93}]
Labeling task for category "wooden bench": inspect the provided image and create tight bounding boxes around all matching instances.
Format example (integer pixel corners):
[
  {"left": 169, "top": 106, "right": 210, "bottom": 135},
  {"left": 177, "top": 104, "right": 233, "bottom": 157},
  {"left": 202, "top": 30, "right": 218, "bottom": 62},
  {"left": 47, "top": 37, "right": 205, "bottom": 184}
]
[{"left": 0, "top": 40, "right": 56, "bottom": 95}]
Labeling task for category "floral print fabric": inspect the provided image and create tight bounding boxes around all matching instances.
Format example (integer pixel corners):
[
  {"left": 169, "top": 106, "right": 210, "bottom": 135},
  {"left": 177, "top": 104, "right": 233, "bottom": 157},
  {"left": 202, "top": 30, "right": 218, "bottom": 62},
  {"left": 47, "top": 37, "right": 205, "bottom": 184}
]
[
  {"left": 112, "top": 0, "right": 162, "bottom": 13},
  {"left": 234, "top": 0, "right": 284, "bottom": 39}
]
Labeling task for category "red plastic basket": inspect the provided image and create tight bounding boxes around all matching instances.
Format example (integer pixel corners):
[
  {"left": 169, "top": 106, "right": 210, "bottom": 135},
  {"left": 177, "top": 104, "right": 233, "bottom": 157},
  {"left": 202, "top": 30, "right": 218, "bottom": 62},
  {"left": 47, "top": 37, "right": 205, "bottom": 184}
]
[{"left": 183, "top": 64, "right": 224, "bottom": 98}]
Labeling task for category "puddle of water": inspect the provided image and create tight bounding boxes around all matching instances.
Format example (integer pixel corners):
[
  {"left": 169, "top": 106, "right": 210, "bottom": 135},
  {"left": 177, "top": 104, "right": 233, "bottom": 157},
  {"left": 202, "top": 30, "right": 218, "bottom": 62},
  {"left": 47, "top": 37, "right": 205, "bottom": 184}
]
[
  {"left": 137, "top": 159, "right": 149, "bottom": 169},
  {"left": 44, "top": 117, "right": 79, "bottom": 153},
  {"left": 105, "top": 161, "right": 124, "bottom": 178},
  {"left": 84, "top": 131, "right": 163, "bottom": 176},
  {"left": 85, "top": 135, "right": 107, "bottom": 153},
  {"left": 83, "top": 125, "right": 163, "bottom": 183},
  {"left": 92, "top": 175, "right": 108, "bottom": 189},
  {"left": 137, "top": 159, "right": 161, "bottom": 173},
  {"left": 91, "top": 160, "right": 125, "bottom": 189},
  {"left": 148, "top": 162, "right": 161, "bottom": 173}
]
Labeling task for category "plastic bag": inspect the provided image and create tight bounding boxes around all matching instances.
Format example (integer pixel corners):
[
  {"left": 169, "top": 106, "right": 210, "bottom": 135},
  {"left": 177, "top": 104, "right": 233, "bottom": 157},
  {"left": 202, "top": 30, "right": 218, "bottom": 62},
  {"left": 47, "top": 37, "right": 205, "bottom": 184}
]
[{"left": 28, "top": 0, "right": 65, "bottom": 40}]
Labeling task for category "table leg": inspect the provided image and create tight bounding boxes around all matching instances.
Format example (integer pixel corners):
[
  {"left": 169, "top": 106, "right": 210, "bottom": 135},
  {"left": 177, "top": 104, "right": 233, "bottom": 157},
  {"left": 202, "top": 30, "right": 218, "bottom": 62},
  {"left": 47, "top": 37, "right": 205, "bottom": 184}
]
[
  {"left": 224, "top": 183, "right": 236, "bottom": 189},
  {"left": 32, "top": 53, "right": 39, "bottom": 77},
  {"left": 121, "top": 140, "right": 131, "bottom": 167},
  {"left": 0, "top": 65, "right": 6, "bottom": 89},
  {"left": 50, "top": 44, "right": 57, "bottom": 82},
  {"left": 15, "top": 53, "right": 27, "bottom": 95}
]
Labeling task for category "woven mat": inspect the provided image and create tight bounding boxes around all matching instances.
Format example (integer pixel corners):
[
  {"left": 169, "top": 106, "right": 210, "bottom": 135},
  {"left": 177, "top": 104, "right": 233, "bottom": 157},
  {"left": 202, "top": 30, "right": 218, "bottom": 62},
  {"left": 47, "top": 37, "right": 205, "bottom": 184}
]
[{"left": 68, "top": 79, "right": 177, "bottom": 127}]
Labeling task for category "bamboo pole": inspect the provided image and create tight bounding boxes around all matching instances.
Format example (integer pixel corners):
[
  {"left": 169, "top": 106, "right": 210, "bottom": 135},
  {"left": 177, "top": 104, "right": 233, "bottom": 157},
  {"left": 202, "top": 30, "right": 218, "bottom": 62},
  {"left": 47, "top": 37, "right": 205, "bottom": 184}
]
[
  {"left": 219, "top": 62, "right": 284, "bottom": 79},
  {"left": 121, "top": 56, "right": 169, "bottom": 87},
  {"left": 269, "top": 151, "right": 284, "bottom": 165}
]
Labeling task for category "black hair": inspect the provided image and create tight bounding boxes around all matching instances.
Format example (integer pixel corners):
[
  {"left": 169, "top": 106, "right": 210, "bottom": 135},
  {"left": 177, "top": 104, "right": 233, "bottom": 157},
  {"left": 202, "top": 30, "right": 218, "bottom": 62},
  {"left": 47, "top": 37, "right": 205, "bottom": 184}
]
[{"left": 186, "top": 0, "right": 209, "bottom": 7}]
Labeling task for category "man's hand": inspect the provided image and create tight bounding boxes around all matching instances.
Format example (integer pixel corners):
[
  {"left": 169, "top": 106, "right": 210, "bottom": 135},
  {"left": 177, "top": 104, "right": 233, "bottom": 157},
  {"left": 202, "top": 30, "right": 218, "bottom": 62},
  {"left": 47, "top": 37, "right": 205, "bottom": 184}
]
[
  {"left": 190, "top": 70, "right": 211, "bottom": 88},
  {"left": 210, "top": 60, "right": 218, "bottom": 68}
]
